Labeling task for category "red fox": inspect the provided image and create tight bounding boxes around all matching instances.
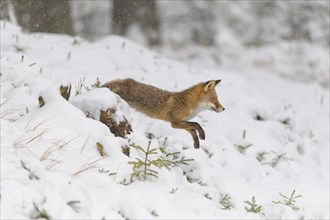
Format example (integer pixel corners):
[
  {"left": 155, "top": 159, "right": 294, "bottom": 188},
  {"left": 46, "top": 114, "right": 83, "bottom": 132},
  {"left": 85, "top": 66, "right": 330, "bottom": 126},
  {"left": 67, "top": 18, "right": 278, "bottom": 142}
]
[{"left": 103, "top": 78, "right": 225, "bottom": 148}]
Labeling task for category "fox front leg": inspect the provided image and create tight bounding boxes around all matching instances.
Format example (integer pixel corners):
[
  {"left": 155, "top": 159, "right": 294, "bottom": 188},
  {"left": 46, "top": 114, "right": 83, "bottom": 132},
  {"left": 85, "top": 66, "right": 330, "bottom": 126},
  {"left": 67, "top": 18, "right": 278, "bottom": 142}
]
[
  {"left": 189, "top": 122, "right": 205, "bottom": 140},
  {"left": 189, "top": 129, "right": 200, "bottom": 149}
]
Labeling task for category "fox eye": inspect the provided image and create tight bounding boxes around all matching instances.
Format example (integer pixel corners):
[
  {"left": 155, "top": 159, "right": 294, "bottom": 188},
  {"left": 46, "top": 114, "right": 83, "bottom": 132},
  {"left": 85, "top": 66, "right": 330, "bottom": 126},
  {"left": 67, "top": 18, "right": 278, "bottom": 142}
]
[{"left": 209, "top": 97, "right": 216, "bottom": 101}]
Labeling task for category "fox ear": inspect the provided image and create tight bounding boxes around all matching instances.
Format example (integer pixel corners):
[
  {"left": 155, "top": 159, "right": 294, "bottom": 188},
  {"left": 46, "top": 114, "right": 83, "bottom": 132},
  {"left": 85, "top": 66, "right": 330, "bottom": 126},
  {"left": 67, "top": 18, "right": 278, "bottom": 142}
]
[{"left": 204, "top": 80, "right": 216, "bottom": 91}]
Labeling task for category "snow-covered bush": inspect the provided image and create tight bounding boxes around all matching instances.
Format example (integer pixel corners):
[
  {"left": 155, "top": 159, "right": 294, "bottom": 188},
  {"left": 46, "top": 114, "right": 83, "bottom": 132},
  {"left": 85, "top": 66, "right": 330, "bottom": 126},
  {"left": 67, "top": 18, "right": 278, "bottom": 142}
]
[{"left": 70, "top": 88, "right": 132, "bottom": 138}]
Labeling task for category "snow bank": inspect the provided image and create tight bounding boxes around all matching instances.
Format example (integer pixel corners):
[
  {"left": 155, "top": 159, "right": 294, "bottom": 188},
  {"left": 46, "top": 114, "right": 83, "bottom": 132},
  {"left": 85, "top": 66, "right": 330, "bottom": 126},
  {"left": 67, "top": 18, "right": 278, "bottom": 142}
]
[
  {"left": 1, "top": 21, "right": 329, "bottom": 219},
  {"left": 70, "top": 88, "right": 131, "bottom": 123}
]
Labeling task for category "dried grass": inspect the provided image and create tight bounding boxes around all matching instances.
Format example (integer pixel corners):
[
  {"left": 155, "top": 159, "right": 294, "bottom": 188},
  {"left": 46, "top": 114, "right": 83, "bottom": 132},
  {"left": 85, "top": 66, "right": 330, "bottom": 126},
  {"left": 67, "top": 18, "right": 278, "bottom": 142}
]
[
  {"left": 24, "top": 115, "right": 53, "bottom": 131},
  {"left": 80, "top": 132, "right": 90, "bottom": 154},
  {"left": 72, "top": 157, "right": 103, "bottom": 176},
  {"left": 13, "top": 129, "right": 48, "bottom": 149}
]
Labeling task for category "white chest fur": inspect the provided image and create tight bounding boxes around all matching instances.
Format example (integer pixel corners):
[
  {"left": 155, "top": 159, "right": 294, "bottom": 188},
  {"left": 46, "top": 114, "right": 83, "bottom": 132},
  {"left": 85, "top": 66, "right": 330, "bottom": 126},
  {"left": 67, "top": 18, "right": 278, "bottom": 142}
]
[{"left": 184, "top": 102, "right": 208, "bottom": 120}]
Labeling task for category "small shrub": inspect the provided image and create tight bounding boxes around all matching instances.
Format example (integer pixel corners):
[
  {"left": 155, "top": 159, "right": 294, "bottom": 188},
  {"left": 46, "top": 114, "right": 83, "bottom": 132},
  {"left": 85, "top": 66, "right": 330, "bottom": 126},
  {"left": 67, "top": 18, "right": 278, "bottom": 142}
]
[
  {"left": 204, "top": 193, "right": 212, "bottom": 200},
  {"left": 98, "top": 168, "right": 109, "bottom": 174},
  {"left": 219, "top": 194, "right": 234, "bottom": 210},
  {"left": 151, "top": 210, "right": 159, "bottom": 217},
  {"left": 256, "top": 151, "right": 269, "bottom": 162},
  {"left": 31, "top": 202, "right": 51, "bottom": 220},
  {"left": 91, "top": 77, "right": 101, "bottom": 88},
  {"left": 159, "top": 147, "right": 194, "bottom": 166},
  {"left": 128, "top": 141, "right": 193, "bottom": 180},
  {"left": 119, "top": 177, "right": 133, "bottom": 186},
  {"left": 272, "top": 189, "right": 302, "bottom": 211},
  {"left": 262, "top": 151, "right": 293, "bottom": 167},
  {"left": 254, "top": 113, "right": 265, "bottom": 121},
  {"left": 128, "top": 141, "right": 160, "bottom": 180},
  {"left": 98, "top": 168, "right": 117, "bottom": 178},
  {"left": 146, "top": 132, "right": 156, "bottom": 140},
  {"left": 75, "top": 77, "right": 91, "bottom": 96},
  {"left": 170, "top": 188, "right": 178, "bottom": 194},
  {"left": 234, "top": 130, "right": 253, "bottom": 154},
  {"left": 244, "top": 196, "right": 262, "bottom": 213},
  {"left": 185, "top": 175, "right": 207, "bottom": 186}
]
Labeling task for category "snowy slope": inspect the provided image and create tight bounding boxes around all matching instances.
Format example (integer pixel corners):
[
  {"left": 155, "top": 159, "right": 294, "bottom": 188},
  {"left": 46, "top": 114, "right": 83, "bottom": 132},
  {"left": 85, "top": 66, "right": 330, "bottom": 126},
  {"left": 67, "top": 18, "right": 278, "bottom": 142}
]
[{"left": 1, "top": 22, "right": 329, "bottom": 219}]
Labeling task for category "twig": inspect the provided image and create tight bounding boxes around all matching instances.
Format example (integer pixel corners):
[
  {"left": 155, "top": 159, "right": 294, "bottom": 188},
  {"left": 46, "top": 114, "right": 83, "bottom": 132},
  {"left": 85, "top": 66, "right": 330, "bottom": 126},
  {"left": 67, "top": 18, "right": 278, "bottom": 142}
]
[
  {"left": 45, "top": 159, "right": 61, "bottom": 170},
  {"left": 80, "top": 132, "right": 90, "bottom": 154},
  {"left": 0, "top": 95, "right": 14, "bottom": 107},
  {"left": 57, "top": 136, "right": 79, "bottom": 148}
]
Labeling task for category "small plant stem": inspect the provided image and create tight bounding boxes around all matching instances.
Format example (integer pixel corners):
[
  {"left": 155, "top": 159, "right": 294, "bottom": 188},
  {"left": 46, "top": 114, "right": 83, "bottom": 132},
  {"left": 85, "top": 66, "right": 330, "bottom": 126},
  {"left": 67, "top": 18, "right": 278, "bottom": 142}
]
[{"left": 144, "top": 141, "right": 152, "bottom": 179}]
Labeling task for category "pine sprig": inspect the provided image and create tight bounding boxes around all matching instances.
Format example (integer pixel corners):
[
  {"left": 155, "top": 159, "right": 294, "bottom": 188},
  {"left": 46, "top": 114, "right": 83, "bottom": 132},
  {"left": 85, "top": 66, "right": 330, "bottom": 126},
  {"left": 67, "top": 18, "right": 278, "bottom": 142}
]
[
  {"left": 234, "top": 130, "right": 254, "bottom": 154},
  {"left": 272, "top": 189, "right": 302, "bottom": 211},
  {"left": 128, "top": 140, "right": 193, "bottom": 180},
  {"left": 244, "top": 196, "right": 262, "bottom": 213},
  {"left": 262, "top": 151, "right": 293, "bottom": 167},
  {"left": 219, "top": 194, "right": 234, "bottom": 210},
  {"left": 32, "top": 202, "right": 51, "bottom": 220},
  {"left": 128, "top": 141, "right": 159, "bottom": 180}
]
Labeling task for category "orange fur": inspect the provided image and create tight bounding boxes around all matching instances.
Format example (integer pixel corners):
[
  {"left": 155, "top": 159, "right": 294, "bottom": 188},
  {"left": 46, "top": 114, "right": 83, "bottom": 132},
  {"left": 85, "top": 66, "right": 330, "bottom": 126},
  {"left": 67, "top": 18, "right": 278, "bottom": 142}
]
[{"left": 103, "top": 78, "right": 224, "bottom": 148}]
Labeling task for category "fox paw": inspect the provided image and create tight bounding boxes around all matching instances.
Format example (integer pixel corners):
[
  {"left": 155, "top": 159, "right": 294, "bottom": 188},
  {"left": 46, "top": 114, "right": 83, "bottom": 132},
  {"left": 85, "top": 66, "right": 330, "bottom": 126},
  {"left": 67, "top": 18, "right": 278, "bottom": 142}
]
[
  {"left": 197, "top": 129, "right": 205, "bottom": 140},
  {"left": 194, "top": 141, "right": 200, "bottom": 149}
]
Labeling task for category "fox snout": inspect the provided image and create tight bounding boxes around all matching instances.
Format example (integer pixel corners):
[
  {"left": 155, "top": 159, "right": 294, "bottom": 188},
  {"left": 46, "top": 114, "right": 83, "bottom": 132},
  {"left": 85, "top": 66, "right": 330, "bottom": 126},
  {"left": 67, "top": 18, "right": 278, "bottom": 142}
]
[
  {"left": 215, "top": 100, "right": 225, "bottom": 112},
  {"left": 212, "top": 106, "right": 225, "bottom": 113},
  {"left": 209, "top": 101, "right": 225, "bottom": 113}
]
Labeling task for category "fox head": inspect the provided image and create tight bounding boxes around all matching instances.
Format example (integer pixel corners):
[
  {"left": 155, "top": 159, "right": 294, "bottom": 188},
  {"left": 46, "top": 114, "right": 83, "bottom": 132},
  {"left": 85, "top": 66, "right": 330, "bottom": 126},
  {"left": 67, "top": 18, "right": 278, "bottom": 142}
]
[{"left": 201, "top": 79, "right": 225, "bottom": 113}]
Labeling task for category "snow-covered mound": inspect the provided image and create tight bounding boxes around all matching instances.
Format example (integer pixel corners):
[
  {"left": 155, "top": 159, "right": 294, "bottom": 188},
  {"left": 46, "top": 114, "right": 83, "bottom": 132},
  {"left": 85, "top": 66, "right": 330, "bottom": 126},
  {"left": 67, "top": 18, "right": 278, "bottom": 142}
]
[
  {"left": 1, "top": 21, "right": 329, "bottom": 219},
  {"left": 71, "top": 88, "right": 132, "bottom": 124}
]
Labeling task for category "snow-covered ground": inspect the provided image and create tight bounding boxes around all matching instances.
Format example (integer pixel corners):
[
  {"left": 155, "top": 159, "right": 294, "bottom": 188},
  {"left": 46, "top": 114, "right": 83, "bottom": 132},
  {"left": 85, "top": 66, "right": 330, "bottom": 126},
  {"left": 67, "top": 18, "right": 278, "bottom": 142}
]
[{"left": 1, "top": 21, "right": 329, "bottom": 219}]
